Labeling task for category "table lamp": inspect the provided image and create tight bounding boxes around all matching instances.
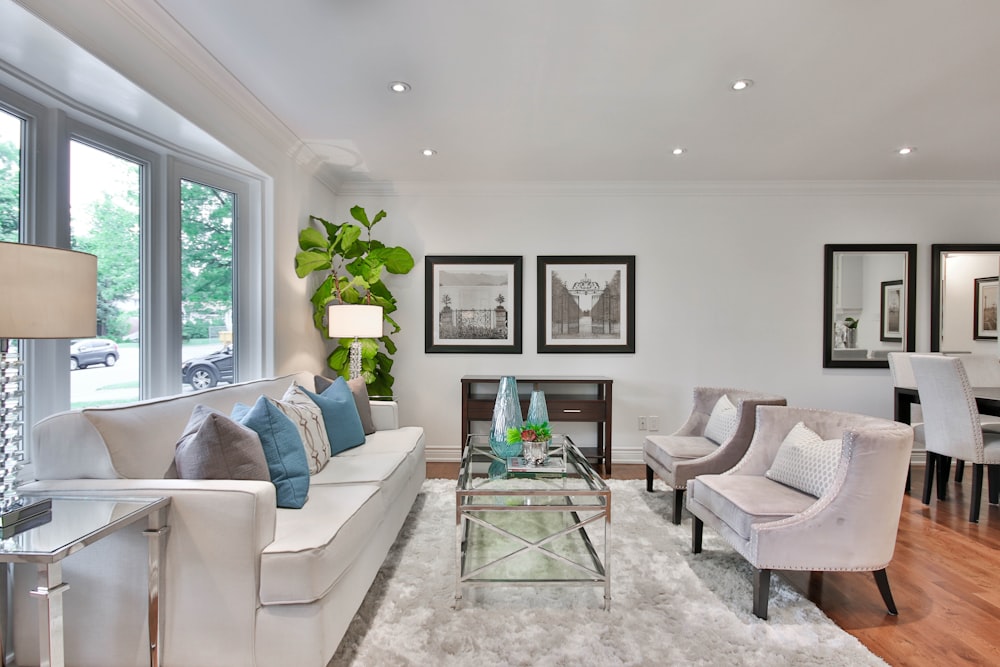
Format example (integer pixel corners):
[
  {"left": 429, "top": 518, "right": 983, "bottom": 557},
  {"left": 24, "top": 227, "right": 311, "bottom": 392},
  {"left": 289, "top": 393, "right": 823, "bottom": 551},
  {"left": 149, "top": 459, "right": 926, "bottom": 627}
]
[
  {"left": 328, "top": 303, "right": 383, "bottom": 380},
  {"left": 0, "top": 242, "right": 97, "bottom": 532}
]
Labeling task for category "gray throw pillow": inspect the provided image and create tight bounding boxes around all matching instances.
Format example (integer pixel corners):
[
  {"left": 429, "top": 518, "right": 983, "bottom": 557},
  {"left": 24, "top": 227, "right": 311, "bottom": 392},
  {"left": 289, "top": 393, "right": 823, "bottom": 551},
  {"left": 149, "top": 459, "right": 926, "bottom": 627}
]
[
  {"left": 315, "top": 375, "right": 377, "bottom": 434},
  {"left": 174, "top": 404, "right": 269, "bottom": 481},
  {"left": 348, "top": 377, "right": 377, "bottom": 435}
]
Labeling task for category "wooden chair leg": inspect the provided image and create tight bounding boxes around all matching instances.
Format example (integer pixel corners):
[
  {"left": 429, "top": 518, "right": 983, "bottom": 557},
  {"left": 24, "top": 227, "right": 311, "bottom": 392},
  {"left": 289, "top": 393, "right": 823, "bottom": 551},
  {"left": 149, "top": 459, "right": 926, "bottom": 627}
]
[
  {"left": 905, "top": 465, "right": 911, "bottom": 494},
  {"left": 752, "top": 568, "right": 771, "bottom": 620},
  {"left": 691, "top": 517, "right": 703, "bottom": 553},
  {"left": 645, "top": 465, "right": 654, "bottom": 492},
  {"left": 873, "top": 569, "right": 898, "bottom": 615},
  {"left": 937, "top": 455, "right": 952, "bottom": 501},
  {"left": 970, "top": 463, "right": 984, "bottom": 523},
  {"left": 955, "top": 459, "right": 965, "bottom": 483},
  {"left": 988, "top": 465, "right": 1000, "bottom": 505},
  {"left": 672, "top": 488, "right": 684, "bottom": 525},
  {"left": 922, "top": 452, "right": 936, "bottom": 505}
]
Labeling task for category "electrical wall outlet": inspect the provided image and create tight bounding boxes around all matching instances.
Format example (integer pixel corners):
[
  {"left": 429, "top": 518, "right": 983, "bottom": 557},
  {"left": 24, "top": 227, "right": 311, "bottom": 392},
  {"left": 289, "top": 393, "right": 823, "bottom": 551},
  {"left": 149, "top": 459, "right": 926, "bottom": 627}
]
[
  {"left": 638, "top": 416, "right": 647, "bottom": 430},
  {"left": 649, "top": 416, "right": 660, "bottom": 431}
]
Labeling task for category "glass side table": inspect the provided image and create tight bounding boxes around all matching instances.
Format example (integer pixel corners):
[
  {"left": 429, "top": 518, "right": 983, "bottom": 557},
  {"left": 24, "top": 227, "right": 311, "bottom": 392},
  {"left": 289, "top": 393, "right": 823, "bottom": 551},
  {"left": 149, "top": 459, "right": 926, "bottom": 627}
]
[{"left": 0, "top": 495, "right": 171, "bottom": 667}]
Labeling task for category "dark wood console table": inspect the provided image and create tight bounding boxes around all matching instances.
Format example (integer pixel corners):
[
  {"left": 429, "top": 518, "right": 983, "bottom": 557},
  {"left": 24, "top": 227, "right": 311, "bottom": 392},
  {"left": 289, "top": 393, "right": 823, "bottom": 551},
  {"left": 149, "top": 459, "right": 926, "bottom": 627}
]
[{"left": 461, "top": 375, "right": 613, "bottom": 475}]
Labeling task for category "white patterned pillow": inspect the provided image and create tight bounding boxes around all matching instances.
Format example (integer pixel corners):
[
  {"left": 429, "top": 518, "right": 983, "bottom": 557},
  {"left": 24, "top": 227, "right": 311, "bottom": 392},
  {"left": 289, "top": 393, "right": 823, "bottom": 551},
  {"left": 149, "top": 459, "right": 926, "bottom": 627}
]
[
  {"left": 765, "top": 421, "right": 842, "bottom": 498},
  {"left": 273, "top": 385, "right": 332, "bottom": 474},
  {"left": 704, "top": 395, "right": 739, "bottom": 444}
]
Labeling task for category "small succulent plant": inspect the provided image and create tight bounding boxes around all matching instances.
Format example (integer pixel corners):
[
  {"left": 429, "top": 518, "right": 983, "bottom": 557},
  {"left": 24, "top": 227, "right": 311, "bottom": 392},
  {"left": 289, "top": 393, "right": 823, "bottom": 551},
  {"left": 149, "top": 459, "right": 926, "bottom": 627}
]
[{"left": 506, "top": 421, "right": 552, "bottom": 444}]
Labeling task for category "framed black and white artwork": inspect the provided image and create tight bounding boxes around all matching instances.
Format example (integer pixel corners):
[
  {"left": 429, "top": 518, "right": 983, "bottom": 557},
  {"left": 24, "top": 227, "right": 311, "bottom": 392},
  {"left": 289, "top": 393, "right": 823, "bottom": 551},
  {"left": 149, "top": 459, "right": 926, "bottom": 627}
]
[
  {"left": 425, "top": 255, "right": 523, "bottom": 353},
  {"left": 880, "top": 279, "right": 903, "bottom": 342},
  {"left": 974, "top": 276, "right": 998, "bottom": 340},
  {"left": 537, "top": 255, "right": 635, "bottom": 353}
]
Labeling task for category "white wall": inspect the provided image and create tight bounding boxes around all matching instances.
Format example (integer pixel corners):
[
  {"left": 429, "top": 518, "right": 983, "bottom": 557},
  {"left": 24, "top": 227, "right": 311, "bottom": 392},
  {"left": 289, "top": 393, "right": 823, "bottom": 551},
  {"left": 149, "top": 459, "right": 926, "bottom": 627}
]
[
  {"left": 15, "top": 3, "right": 1000, "bottom": 464},
  {"left": 329, "top": 183, "right": 1000, "bottom": 462}
]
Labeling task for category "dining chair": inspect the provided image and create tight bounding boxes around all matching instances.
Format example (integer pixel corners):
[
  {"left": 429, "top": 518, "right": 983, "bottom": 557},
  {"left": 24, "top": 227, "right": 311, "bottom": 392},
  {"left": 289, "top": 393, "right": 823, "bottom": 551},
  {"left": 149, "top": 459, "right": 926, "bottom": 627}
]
[{"left": 910, "top": 355, "right": 1000, "bottom": 522}]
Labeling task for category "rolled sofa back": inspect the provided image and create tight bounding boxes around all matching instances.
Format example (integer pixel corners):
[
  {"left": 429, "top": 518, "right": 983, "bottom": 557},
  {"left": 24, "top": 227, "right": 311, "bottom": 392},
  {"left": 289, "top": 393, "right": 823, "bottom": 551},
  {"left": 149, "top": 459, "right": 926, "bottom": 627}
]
[{"left": 32, "top": 372, "right": 314, "bottom": 480}]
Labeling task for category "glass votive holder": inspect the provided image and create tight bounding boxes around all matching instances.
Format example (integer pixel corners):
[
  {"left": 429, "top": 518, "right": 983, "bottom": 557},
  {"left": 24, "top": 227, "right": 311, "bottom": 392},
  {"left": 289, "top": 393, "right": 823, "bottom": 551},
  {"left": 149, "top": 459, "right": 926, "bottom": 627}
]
[{"left": 522, "top": 439, "right": 548, "bottom": 465}]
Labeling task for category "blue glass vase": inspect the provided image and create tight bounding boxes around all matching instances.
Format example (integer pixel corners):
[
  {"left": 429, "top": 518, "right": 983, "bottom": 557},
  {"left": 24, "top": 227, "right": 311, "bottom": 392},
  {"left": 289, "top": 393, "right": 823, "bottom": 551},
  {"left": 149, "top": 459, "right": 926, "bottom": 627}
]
[
  {"left": 526, "top": 386, "right": 549, "bottom": 425},
  {"left": 489, "top": 376, "right": 523, "bottom": 458}
]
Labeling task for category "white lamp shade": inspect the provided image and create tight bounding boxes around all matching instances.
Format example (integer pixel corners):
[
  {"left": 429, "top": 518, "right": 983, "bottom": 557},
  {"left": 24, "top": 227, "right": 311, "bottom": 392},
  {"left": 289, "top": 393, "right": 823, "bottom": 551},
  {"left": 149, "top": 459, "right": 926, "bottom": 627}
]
[
  {"left": 0, "top": 242, "right": 98, "bottom": 339},
  {"left": 328, "top": 304, "right": 383, "bottom": 339}
]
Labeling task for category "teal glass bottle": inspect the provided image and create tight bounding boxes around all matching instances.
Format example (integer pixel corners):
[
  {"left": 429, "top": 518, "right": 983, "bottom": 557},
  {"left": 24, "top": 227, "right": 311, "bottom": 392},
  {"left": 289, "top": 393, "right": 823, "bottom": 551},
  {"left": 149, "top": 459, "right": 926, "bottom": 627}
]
[
  {"left": 526, "top": 385, "right": 549, "bottom": 425},
  {"left": 489, "top": 376, "right": 523, "bottom": 457}
]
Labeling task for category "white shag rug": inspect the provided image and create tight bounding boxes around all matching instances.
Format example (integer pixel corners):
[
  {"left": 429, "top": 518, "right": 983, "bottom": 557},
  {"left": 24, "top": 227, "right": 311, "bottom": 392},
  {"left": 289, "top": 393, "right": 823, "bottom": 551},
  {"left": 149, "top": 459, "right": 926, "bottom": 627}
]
[{"left": 329, "top": 479, "right": 886, "bottom": 667}]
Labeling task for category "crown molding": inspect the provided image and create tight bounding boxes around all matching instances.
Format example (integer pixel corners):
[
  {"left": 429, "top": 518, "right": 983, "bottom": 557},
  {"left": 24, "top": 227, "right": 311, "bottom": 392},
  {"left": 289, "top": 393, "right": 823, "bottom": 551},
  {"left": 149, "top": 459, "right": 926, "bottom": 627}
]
[
  {"left": 337, "top": 179, "right": 1000, "bottom": 198},
  {"left": 15, "top": 0, "right": 326, "bottom": 177}
]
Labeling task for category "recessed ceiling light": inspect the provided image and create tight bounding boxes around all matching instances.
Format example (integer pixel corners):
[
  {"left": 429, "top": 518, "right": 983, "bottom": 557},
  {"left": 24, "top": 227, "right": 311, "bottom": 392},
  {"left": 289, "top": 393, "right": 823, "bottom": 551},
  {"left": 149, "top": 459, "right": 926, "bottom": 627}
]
[
  {"left": 422, "top": 148, "right": 437, "bottom": 157},
  {"left": 672, "top": 147, "right": 685, "bottom": 156},
  {"left": 388, "top": 81, "right": 411, "bottom": 93},
  {"left": 897, "top": 146, "right": 916, "bottom": 155},
  {"left": 731, "top": 79, "right": 753, "bottom": 91}
]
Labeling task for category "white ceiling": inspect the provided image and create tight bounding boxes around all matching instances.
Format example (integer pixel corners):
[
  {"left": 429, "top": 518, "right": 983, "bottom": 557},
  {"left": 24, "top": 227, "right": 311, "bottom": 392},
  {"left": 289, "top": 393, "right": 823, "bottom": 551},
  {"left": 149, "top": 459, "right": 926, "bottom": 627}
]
[{"left": 153, "top": 0, "right": 1000, "bottom": 185}]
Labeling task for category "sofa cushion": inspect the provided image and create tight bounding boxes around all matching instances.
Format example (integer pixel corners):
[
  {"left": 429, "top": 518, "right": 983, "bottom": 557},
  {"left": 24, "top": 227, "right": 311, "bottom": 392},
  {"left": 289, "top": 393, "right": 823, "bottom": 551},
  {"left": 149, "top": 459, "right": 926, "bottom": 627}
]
[
  {"left": 704, "top": 394, "right": 738, "bottom": 445},
  {"left": 311, "top": 451, "right": 413, "bottom": 506},
  {"left": 277, "top": 385, "right": 332, "bottom": 474},
  {"left": 232, "top": 396, "right": 310, "bottom": 509},
  {"left": 300, "top": 379, "right": 366, "bottom": 455},
  {"left": 765, "top": 421, "right": 842, "bottom": 498},
  {"left": 689, "top": 474, "right": 816, "bottom": 540},
  {"left": 173, "top": 405, "right": 270, "bottom": 481},
  {"left": 260, "top": 484, "right": 383, "bottom": 605},
  {"left": 643, "top": 434, "right": 717, "bottom": 473},
  {"left": 315, "top": 375, "right": 377, "bottom": 434},
  {"left": 335, "top": 426, "right": 425, "bottom": 457}
]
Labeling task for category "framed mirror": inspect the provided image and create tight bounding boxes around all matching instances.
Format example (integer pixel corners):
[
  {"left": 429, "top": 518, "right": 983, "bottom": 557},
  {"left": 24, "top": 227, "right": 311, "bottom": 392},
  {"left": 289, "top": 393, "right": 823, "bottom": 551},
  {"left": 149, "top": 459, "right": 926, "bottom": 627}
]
[
  {"left": 931, "top": 244, "right": 1000, "bottom": 353},
  {"left": 823, "top": 244, "right": 917, "bottom": 368}
]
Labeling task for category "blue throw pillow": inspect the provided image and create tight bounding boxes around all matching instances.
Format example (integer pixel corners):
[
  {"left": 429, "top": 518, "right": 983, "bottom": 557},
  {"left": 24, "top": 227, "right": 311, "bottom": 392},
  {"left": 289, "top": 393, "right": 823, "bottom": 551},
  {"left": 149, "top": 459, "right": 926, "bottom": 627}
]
[
  {"left": 300, "top": 378, "right": 366, "bottom": 455},
  {"left": 231, "top": 396, "right": 310, "bottom": 509}
]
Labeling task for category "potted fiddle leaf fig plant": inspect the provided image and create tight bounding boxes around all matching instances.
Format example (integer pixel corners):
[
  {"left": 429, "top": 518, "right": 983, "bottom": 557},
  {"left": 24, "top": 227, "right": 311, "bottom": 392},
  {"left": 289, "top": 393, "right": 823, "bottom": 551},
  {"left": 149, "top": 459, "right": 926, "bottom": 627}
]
[{"left": 294, "top": 205, "right": 414, "bottom": 396}]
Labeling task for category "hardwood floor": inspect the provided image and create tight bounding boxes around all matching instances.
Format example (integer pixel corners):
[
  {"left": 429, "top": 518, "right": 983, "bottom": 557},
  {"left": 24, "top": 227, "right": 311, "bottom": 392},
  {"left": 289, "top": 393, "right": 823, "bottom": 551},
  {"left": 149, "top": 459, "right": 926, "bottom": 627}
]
[{"left": 429, "top": 461, "right": 1000, "bottom": 666}]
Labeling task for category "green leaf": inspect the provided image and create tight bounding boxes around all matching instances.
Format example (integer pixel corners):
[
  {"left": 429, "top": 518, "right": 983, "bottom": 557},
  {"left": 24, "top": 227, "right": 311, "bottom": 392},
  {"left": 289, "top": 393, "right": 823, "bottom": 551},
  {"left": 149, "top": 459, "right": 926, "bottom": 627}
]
[
  {"left": 294, "top": 249, "right": 331, "bottom": 278},
  {"left": 381, "top": 247, "right": 415, "bottom": 274},
  {"left": 334, "top": 224, "right": 363, "bottom": 255},
  {"left": 381, "top": 335, "right": 397, "bottom": 355},
  {"left": 298, "top": 227, "right": 328, "bottom": 251},
  {"left": 359, "top": 337, "right": 380, "bottom": 359},
  {"left": 350, "top": 205, "right": 371, "bottom": 229},
  {"left": 370, "top": 209, "right": 387, "bottom": 226}
]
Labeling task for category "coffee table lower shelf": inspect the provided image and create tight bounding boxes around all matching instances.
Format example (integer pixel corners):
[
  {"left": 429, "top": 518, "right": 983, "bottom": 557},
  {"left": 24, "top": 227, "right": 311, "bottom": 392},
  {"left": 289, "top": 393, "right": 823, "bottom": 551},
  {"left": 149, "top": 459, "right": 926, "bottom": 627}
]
[{"left": 455, "top": 435, "right": 611, "bottom": 611}]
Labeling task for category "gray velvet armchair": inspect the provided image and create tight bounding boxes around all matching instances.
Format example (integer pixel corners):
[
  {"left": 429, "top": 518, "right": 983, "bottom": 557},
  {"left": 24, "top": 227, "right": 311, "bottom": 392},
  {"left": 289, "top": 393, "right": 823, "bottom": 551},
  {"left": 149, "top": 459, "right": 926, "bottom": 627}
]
[
  {"left": 643, "top": 387, "right": 786, "bottom": 524},
  {"left": 686, "top": 406, "right": 913, "bottom": 619}
]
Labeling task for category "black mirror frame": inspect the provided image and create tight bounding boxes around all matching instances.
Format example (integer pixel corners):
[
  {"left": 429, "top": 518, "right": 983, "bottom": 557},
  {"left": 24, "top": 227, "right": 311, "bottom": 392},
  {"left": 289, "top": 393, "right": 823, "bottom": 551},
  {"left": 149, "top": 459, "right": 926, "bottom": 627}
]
[
  {"left": 930, "top": 243, "right": 1000, "bottom": 353},
  {"left": 823, "top": 244, "right": 917, "bottom": 369}
]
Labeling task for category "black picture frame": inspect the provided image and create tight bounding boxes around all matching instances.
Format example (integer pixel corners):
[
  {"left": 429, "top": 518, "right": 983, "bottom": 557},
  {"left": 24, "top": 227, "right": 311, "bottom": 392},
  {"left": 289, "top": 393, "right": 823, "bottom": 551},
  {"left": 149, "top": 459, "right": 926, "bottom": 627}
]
[
  {"left": 823, "top": 244, "right": 917, "bottom": 369},
  {"left": 425, "top": 255, "right": 522, "bottom": 354},
  {"left": 880, "top": 279, "right": 903, "bottom": 342},
  {"left": 974, "top": 276, "right": 999, "bottom": 340},
  {"left": 537, "top": 255, "right": 635, "bottom": 353}
]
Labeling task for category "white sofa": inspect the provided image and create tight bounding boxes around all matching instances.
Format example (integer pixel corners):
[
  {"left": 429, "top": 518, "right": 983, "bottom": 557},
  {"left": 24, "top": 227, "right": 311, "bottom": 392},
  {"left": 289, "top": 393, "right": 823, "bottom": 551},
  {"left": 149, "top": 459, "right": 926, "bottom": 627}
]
[{"left": 13, "top": 372, "right": 426, "bottom": 667}]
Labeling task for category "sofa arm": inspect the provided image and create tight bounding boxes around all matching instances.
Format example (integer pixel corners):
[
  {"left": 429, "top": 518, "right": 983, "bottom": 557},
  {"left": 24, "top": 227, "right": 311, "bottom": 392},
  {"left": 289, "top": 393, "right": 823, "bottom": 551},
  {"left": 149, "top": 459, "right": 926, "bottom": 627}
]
[
  {"left": 370, "top": 400, "right": 400, "bottom": 431},
  {"left": 17, "top": 478, "right": 277, "bottom": 666}
]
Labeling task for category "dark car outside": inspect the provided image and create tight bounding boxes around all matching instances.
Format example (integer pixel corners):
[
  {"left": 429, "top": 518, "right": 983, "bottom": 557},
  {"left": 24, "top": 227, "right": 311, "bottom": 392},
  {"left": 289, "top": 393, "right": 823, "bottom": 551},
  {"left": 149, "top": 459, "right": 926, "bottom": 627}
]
[
  {"left": 182, "top": 345, "right": 234, "bottom": 389},
  {"left": 70, "top": 338, "right": 119, "bottom": 370}
]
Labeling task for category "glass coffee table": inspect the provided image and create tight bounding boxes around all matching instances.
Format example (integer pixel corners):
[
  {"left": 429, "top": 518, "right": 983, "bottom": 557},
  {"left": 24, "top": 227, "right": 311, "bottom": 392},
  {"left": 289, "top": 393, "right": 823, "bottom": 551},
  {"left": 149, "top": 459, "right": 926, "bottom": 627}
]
[{"left": 456, "top": 434, "right": 610, "bottom": 610}]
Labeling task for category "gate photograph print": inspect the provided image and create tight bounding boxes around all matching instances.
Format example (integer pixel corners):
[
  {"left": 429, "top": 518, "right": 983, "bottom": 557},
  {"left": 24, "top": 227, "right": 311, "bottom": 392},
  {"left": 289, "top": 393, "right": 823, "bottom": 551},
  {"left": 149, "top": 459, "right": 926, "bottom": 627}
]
[
  {"left": 425, "top": 256, "right": 523, "bottom": 353},
  {"left": 538, "top": 255, "right": 635, "bottom": 353}
]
